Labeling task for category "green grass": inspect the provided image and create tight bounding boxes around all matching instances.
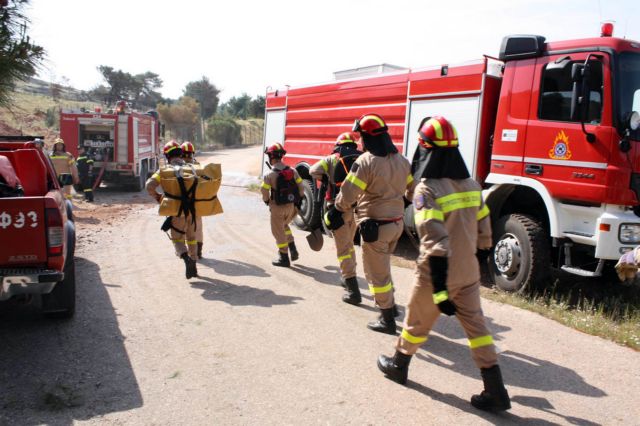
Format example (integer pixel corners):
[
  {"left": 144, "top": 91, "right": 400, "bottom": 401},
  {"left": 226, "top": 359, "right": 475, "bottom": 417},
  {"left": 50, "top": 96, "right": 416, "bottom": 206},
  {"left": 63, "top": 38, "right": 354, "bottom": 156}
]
[{"left": 481, "top": 278, "right": 640, "bottom": 351}]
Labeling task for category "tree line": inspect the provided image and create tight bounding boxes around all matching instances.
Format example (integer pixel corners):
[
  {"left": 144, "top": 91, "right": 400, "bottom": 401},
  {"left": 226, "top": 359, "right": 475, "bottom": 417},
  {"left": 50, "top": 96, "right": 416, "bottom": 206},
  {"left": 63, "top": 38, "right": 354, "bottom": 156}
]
[{"left": 1, "top": 1, "right": 265, "bottom": 147}]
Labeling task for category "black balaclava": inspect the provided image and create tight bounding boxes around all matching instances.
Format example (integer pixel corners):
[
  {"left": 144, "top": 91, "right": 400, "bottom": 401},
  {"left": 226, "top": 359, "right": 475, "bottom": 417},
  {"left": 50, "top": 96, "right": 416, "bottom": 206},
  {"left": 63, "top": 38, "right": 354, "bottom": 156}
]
[
  {"left": 362, "top": 132, "right": 398, "bottom": 157},
  {"left": 333, "top": 143, "right": 362, "bottom": 157},
  {"left": 411, "top": 144, "right": 470, "bottom": 181}
]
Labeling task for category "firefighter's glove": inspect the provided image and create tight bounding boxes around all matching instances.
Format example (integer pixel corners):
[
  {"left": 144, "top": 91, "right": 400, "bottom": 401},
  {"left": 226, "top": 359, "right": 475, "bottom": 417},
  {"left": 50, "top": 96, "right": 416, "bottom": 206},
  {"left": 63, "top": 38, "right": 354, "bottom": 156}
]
[
  {"left": 324, "top": 206, "right": 344, "bottom": 230},
  {"left": 154, "top": 193, "right": 162, "bottom": 203},
  {"left": 476, "top": 248, "right": 492, "bottom": 267},
  {"left": 264, "top": 200, "right": 269, "bottom": 206},
  {"left": 429, "top": 256, "right": 456, "bottom": 316}
]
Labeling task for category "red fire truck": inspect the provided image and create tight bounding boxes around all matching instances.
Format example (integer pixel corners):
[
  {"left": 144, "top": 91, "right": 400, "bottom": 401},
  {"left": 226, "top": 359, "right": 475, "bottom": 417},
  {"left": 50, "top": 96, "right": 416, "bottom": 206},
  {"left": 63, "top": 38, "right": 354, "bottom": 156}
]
[
  {"left": 263, "top": 25, "right": 640, "bottom": 292},
  {"left": 60, "top": 102, "right": 161, "bottom": 191}
]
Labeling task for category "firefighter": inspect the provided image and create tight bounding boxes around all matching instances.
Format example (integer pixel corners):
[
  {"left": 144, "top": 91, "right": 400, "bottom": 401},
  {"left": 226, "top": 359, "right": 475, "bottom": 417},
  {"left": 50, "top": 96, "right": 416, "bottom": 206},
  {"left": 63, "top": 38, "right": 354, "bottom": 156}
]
[
  {"left": 261, "top": 143, "right": 305, "bottom": 267},
  {"left": 310, "top": 132, "right": 363, "bottom": 304},
  {"left": 76, "top": 145, "right": 95, "bottom": 202},
  {"left": 146, "top": 140, "right": 198, "bottom": 279},
  {"left": 181, "top": 141, "right": 204, "bottom": 259},
  {"left": 377, "top": 116, "right": 510, "bottom": 412},
  {"left": 49, "top": 138, "right": 79, "bottom": 200},
  {"left": 331, "top": 114, "right": 415, "bottom": 334}
]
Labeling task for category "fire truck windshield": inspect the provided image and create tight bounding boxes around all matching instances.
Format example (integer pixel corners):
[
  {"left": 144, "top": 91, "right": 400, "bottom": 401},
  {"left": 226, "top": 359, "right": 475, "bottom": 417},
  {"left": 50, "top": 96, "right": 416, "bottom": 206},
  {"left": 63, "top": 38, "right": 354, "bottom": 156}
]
[{"left": 618, "top": 51, "right": 640, "bottom": 140}]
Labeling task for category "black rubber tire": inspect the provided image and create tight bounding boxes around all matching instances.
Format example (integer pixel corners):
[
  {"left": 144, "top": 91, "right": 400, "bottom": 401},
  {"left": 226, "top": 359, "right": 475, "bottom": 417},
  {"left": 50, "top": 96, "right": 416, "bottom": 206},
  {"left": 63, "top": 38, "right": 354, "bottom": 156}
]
[
  {"left": 43, "top": 258, "right": 76, "bottom": 319},
  {"left": 402, "top": 204, "right": 420, "bottom": 249},
  {"left": 491, "top": 214, "right": 550, "bottom": 292},
  {"left": 130, "top": 161, "right": 148, "bottom": 192},
  {"left": 293, "top": 179, "right": 321, "bottom": 231}
]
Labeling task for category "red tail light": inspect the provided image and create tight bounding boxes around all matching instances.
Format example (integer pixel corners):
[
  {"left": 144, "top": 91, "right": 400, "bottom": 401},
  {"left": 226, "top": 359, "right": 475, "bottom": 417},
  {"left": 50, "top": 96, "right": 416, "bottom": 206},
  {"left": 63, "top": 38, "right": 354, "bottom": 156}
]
[{"left": 45, "top": 207, "right": 64, "bottom": 256}]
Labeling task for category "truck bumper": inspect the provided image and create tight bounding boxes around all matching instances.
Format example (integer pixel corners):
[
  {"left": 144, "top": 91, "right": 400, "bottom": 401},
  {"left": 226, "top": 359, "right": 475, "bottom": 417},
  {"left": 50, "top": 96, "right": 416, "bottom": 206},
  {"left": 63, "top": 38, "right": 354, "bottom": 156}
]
[{"left": 0, "top": 269, "right": 64, "bottom": 301}]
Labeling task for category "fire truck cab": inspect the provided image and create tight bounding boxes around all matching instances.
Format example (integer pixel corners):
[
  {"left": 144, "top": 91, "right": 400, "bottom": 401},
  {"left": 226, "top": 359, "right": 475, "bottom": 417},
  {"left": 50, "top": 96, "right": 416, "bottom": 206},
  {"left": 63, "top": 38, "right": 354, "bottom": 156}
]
[{"left": 264, "top": 26, "right": 640, "bottom": 292}]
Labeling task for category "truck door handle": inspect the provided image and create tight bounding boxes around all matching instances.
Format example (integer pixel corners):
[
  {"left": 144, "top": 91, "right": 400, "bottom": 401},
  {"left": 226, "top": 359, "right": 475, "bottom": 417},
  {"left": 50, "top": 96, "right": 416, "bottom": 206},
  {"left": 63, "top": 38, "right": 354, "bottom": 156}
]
[{"left": 525, "top": 164, "right": 543, "bottom": 175}]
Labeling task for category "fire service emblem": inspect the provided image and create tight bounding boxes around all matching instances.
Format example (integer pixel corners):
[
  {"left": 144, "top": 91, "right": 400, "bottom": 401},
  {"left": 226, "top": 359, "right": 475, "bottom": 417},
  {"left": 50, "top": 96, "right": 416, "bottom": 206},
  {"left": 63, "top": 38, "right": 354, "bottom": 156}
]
[{"left": 549, "top": 130, "right": 572, "bottom": 160}]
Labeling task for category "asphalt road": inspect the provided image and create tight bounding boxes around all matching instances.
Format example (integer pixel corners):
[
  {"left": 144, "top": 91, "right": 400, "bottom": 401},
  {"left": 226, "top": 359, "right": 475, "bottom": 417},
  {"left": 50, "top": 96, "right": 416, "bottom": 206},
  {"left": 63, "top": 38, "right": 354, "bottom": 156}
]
[{"left": 0, "top": 145, "right": 639, "bottom": 425}]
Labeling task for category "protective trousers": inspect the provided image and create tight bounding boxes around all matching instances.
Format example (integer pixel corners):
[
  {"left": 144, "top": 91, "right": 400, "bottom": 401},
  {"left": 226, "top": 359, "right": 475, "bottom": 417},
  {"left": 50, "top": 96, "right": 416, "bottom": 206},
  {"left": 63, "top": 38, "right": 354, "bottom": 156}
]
[
  {"left": 62, "top": 184, "right": 72, "bottom": 200},
  {"left": 79, "top": 175, "right": 94, "bottom": 201},
  {"left": 333, "top": 208, "right": 357, "bottom": 279},
  {"left": 397, "top": 263, "right": 497, "bottom": 368},
  {"left": 270, "top": 203, "right": 297, "bottom": 253},
  {"left": 362, "top": 220, "right": 403, "bottom": 310},
  {"left": 196, "top": 216, "right": 204, "bottom": 244},
  {"left": 170, "top": 216, "right": 198, "bottom": 260}
]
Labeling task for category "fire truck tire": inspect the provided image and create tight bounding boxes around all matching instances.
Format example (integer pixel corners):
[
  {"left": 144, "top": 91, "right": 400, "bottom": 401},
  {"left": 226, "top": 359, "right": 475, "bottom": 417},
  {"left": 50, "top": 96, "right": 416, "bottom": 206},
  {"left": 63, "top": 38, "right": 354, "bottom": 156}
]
[
  {"left": 43, "top": 258, "right": 76, "bottom": 319},
  {"left": 131, "top": 161, "right": 148, "bottom": 192},
  {"left": 293, "top": 179, "right": 321, "bottom": 231},
  {"left": 491, "top": 213, "right": 550, "bottom": 293}
]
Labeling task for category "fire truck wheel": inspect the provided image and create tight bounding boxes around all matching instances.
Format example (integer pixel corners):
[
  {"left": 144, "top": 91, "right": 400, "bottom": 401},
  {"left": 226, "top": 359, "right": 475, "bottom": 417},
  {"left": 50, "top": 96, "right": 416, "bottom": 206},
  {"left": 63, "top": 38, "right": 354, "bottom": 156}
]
[
  {"left": 491, "top": 213, "right": 550, "bottom": 293},
  {"left": 131, "top": 161, "right": 148, "bottom": 192},
  {"left": 43, "top": 258, "right": 76, "bottom": 319},
  {"left": 293, "top": 179, "right": 321, "bottom": 231}
]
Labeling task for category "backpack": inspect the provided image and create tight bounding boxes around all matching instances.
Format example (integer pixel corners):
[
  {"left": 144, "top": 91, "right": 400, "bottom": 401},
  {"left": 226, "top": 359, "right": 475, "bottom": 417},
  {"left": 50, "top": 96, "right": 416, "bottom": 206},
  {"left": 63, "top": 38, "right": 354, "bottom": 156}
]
[
  {"left": 273, "top": 166, "right": 301, "bottom": 205},
  {"left": 330, "top": 147, "right": 362, "bottom": 199}
]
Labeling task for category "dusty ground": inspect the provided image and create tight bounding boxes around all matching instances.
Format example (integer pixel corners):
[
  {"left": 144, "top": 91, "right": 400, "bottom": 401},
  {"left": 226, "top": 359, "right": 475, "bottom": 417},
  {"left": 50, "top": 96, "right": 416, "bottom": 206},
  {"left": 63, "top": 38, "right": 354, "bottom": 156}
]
[{"left": 1, "top": 145, "right": 639, "bottom": 425}]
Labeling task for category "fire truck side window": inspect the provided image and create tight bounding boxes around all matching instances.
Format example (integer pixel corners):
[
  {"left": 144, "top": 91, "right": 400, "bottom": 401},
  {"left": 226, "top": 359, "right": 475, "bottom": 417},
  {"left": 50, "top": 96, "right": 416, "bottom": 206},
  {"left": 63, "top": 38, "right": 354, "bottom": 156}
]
[{"left": 539, "top": 60, "right": 603, "bottom": 124}]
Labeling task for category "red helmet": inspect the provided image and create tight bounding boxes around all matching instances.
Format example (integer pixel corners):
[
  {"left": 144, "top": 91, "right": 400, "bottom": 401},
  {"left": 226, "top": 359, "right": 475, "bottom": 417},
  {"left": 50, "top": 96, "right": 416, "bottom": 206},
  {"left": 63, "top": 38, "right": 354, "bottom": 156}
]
[
  {"left": 352, "top": 114, "right": 388, "bottom": 136},
  {"left": 163, "top": 140, "right": 182, "bottom": 156},
  {"left": 418, "top": 116, "right": 459, "bottom": 149},
  {"left": 265, "top": 143, "right": 286, "bottom": 157},
  {"left": 335, "top": 132, "right": 357, "bottom": 146},
  {"left": 181, "top": 141, "right": 195, "bottom": 154}
]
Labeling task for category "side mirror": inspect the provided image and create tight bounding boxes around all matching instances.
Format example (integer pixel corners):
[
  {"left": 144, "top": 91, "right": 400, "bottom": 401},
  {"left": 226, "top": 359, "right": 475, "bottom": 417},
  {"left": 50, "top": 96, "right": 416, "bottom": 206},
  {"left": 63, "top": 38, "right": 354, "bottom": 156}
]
[
  {"left": 58, "top": 173, "right": 73, "bottom": 186},
  {"left": 570, "top": 58, "right": 597, "bottom": 143}
]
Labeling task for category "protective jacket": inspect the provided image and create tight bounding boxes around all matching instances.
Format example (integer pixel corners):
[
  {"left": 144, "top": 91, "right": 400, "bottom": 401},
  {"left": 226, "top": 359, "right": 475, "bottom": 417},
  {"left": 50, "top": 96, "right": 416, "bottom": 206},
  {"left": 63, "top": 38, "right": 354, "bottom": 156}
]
[
  {"left": 309, "top": 147, "right": 362, "bottom": 203},
  {"left": 49, "top": 151, "right": 78, "bottom": 181},
  {"left": 260, "top": 161, "right": 304, "bottom": 206}
]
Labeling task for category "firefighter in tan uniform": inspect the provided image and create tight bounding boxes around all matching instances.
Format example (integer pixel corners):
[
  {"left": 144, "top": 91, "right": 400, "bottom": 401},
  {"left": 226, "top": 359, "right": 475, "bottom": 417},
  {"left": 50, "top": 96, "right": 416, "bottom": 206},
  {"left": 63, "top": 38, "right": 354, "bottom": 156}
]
[
  {"left": 181, "top": 141, "right": 205, "bottom": 259},
  {"left": 310, "top": 132, "right": 363, "bottom": 304},
  {"left": 331, "top": 114, "right": 415, "bottom": 334},
  {"left": 146, "top": 140, "right": 198, "bottom": 279},
  {"left": 261, "top": 143, "right": 305, "bottom": 267},
  {"left": 49, "top": 138, "right": 79, "bottom": 200},
  {"left": 377, "top": 116, "right": 511, "bottom": 412}
]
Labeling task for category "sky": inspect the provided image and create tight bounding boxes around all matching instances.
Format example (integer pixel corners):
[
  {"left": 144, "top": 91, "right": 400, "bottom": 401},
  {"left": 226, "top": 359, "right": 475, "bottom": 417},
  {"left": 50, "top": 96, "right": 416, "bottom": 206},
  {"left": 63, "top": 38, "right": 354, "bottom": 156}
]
[{"left": 25, "top": 0, "right": 640, "bottom": 103}]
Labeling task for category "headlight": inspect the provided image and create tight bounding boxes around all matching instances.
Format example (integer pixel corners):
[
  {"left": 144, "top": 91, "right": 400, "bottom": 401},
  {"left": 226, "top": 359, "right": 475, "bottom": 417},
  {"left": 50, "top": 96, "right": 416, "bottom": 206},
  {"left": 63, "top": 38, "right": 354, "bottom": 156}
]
[{"left": 619, "top": 223, "right": 640, "bottom": 243}]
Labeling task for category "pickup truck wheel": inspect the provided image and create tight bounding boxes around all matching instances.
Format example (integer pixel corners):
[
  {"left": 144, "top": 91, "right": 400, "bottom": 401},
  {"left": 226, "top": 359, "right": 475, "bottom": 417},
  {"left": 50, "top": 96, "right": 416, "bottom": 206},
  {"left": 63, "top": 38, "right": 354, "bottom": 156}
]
[
  {"left": 293, "top": 179, "right": 321, "bottom": 231},
  {"left": 43, "top": 258, "right": 76, "bottom": 319},
  {"left": 491, "top": 214, "right": 550, "bottom": 293}
]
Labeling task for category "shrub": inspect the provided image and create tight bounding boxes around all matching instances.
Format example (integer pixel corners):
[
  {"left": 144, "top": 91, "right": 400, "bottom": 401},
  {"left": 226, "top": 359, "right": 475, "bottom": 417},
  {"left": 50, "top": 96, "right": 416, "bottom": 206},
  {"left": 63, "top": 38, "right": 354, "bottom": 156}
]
[{"left": 206, "top": 117, "right": 242, "bottom": 147}]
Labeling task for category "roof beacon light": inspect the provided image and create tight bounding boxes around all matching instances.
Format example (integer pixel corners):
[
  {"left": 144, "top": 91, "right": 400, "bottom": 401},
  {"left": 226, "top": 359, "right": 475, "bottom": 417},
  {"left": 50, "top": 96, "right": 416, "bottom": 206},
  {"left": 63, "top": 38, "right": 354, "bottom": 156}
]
[{"left": 601, "top": 22, "right": 614, "bottom": 37}]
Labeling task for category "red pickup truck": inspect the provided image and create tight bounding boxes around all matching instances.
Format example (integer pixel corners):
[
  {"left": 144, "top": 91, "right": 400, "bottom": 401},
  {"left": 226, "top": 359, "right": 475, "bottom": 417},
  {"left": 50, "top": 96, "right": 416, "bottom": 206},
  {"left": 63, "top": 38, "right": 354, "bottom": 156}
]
[{"left": 0, "top": 136, "right": 76, "bottom": 318}]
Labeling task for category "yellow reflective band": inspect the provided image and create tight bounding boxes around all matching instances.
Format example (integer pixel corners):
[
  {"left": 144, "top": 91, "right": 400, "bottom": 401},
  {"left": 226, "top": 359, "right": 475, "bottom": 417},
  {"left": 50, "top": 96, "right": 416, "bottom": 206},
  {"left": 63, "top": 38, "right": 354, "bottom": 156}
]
[
  {"left": 362, "top": 115, "right": 385, "bottom": 128},
  {"left": 469, "top": 335, "right": 494, "bottom": 349},
  {"left": 428, "top": 118, "right": 443, "bottom": 140},
  {"left": 50, "top": 155, "right": 68, "bottom": 159},
  {"left": 83, "top": 189, "right": 93, "bottom": 192},
  {"left": 65, "top": 195, "right": 73, "bottom": 199},
  {"left": 433, "top": 290, "right": 449, "bottom": 304},
  {"left": 415, "top": 208, "right": 444, "bottom": 222},
  {"left": 432, "top": 139, "right": 457, "bottom": 147},
  {"left": 285, "top": 229, "right": 292, "bottom": 235},
  {"left": 337, "top": 253, "right": 352, "bottom": 262},
  {"left": 261, "top": 181, "right": 271, "bottom": 190},
  {"left": 295, "top": 176, "right": 302, "bottom": 184},
  {"left": 401, "top": 329, "right": 428, "bottom": 344},
  {"left": 345, "top": 173, "right": 367, "bottom": 190},
  {"left": 320, "top": 159, "right": 329, "bottom": 173},
  {"left": 477, "top": 204, "right": 490, "bottom": 220},
  {"left": 277, "top": 242, "right": 288, "bottom": 248},
  {"left": 187, "top": 240, "right": 197, "bottom": 245},
  {"left": 436, "top": 191, "right": 482, "bottom": 213},
  {"left": 369, "top": 282, "right": 393, "bottom": 294},
  {"left": 153, "top": 173, "right": 161, "bottom": 183},
  {"left": 407, "top": 174, "right": 414, "bottom": 184}
]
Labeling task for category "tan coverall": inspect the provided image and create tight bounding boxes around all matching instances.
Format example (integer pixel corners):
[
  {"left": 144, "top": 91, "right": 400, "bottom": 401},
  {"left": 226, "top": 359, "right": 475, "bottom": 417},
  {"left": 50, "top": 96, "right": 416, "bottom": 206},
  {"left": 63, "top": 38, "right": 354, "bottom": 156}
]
[
  {"left": 261, "top": 161, "right": 305, "bottom": 254},
  {"left": 397, "top": 178, "right": 497, "bottom": 368},
  {"left": 310, "top": 154, "right": 357, "bottom": 280},
  {"left": 50, "top": 151, "right": 79, "bottom": 200},
  {"left": 146, "top": 158, "right": 198, "bottom": 260},
  {"left": 335, "top": 152, "right": 415, "bottom": 309}
]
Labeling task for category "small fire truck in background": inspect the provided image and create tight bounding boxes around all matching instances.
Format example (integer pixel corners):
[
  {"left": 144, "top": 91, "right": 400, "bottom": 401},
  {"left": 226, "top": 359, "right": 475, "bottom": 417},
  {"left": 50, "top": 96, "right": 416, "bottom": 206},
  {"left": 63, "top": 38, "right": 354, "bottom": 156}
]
[
  {"left": 60, "top": 101, "right": 162, "bottom": 191},
  {"left": 263, "top": 24, "right": 640, "bottom": 292}
]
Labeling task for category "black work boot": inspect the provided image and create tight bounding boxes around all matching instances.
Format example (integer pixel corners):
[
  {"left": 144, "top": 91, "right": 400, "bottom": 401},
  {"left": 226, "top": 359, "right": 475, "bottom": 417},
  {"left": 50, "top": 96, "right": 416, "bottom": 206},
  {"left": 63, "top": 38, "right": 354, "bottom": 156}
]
[
  {"left": 393, "top": 304, "right": 401, "bottom": 318},
  {"left": 471, "top": 365, "right": 511, "bottom": 412},
  {"left": 181, "top": 253, "right": 198, "bottom": 279},
  {"left": 197, "top": 242, "right": 203, "bottom": 259},
  {"left": 377, "top": 350, "right": 412, "bottom": 385},
  {"left": 367, "top": 308, "right": 396, "bottom": 335},
  {"left": 272, "top": 251, "right": 290, "bottom": 267},
  {"left": 288, "top": 242, "right": 299, "bottom": 261},
  {"left": 342, "top": 277, "right": 362, "bottom": 305}
]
